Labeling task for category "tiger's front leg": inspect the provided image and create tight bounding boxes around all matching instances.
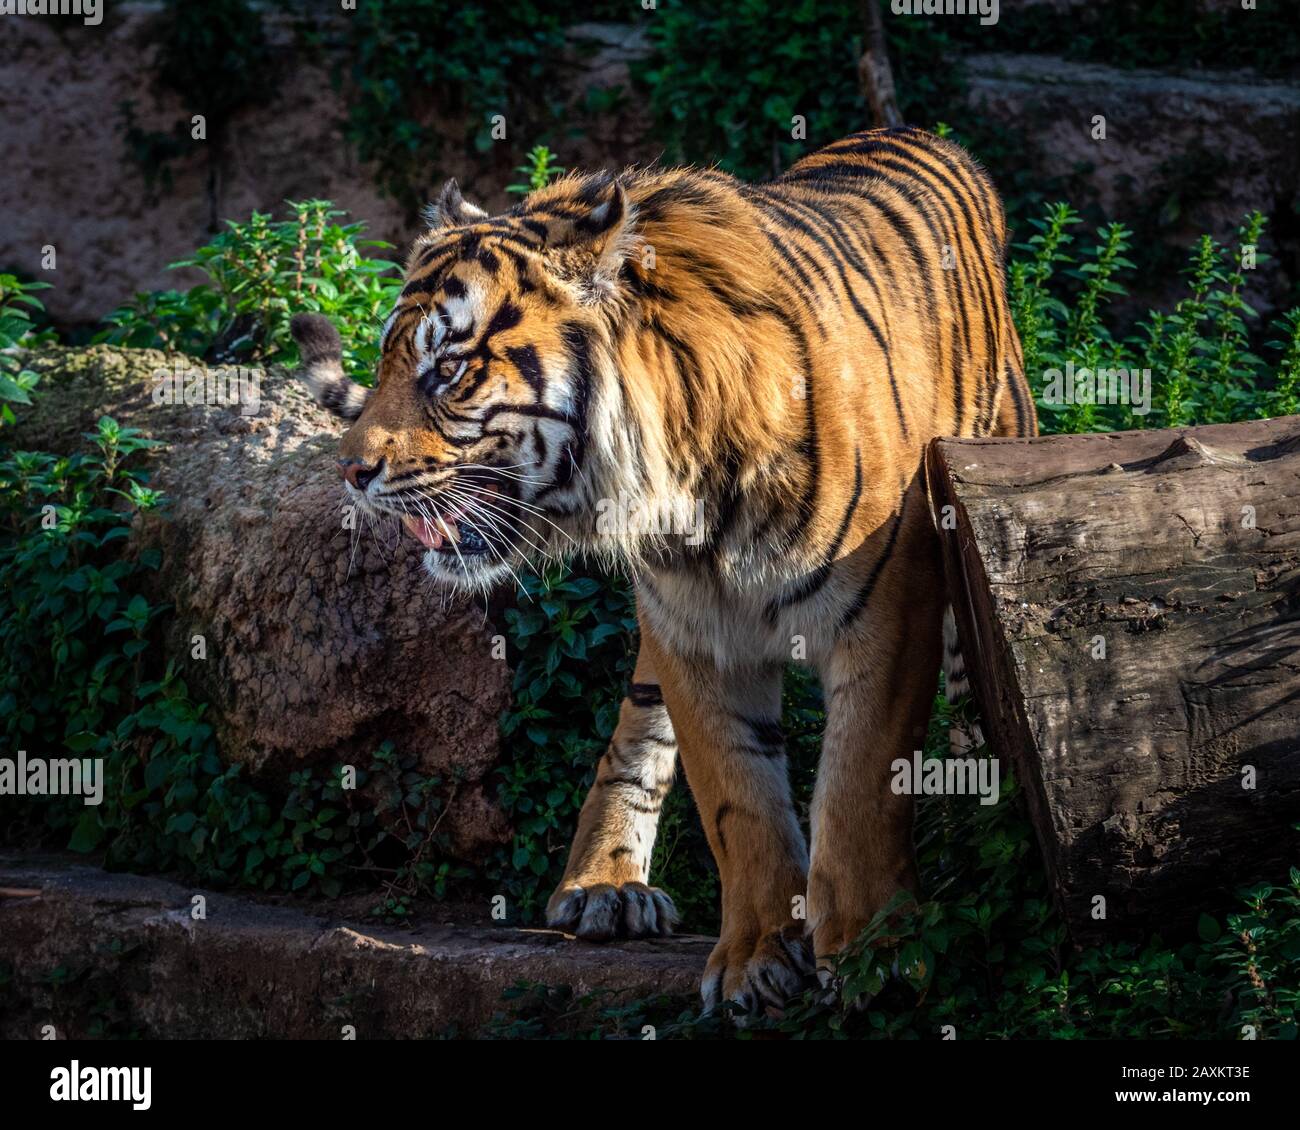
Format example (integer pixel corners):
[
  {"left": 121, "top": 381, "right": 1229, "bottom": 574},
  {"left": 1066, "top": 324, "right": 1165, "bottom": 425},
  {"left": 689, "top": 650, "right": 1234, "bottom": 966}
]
[
  {"left": 545, "top": 647, "right": 681, "bottom": 940},
  {"left": 638, "top": 619, "right": 814, "bottom": 1013}
]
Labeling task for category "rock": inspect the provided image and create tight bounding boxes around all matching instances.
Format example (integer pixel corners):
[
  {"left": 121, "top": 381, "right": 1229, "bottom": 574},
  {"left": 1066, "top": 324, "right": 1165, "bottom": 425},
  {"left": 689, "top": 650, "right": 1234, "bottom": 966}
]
[
  {"left": 0, "top": 7, "right": 659, "bottom": 327},
  {"left": 963, "top": 53, "right": 1300, "bottom": 319},
  {"left": 10, "top": 345, "right": 512, "bottom": 862},
  {"left": 0, "top": 856, "right": 709, "bottom": 1038}
]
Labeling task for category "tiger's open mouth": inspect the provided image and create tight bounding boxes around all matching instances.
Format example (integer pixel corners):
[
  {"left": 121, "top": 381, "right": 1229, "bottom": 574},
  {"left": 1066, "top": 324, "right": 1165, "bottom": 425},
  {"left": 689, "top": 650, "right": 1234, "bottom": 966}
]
[
  {"left": 395, "top": 476, "right": 509, "bottom": 559},
  {"left": 401, "top": 510, "right": 491, "bottom": 556}
]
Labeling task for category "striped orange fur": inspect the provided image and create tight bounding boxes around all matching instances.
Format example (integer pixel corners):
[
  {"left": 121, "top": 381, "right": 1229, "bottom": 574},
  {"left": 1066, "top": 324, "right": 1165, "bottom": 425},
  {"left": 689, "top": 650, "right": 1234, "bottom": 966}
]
[{"left": 293, "top": 125, "right": 1037, "bottom": 1012}]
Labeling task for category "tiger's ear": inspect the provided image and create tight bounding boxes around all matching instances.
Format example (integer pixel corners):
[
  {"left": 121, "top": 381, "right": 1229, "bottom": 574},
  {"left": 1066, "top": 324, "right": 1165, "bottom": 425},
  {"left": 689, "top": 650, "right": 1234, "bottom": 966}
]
[
  {"left": 542, "top": 177, "right": 637, "bottom": 303},
  {"left": 421, "top": 179, "right": 488, "bottom": 229}
]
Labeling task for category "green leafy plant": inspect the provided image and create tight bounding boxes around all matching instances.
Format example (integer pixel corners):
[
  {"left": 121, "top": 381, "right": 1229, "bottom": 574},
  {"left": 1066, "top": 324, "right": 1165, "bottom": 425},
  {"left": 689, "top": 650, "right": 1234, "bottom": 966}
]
[
  {"left": 507, "top": 146, "right": 566, "bottom": 196},
  {"left": 0, "top": 274, "right": 53, "bottom": 426},
  {"left": 488, "top": 565, "right": 640, "bottom": 922},
  {"left": 337, "top": 0, "right": 618, "bottom": 213},
  {"left": 1010, "top": 204, "right": 1298, "bottom": 433},
  {"left": 0, "top": 424, "right": 462, "bottom": 905},
  {"left": 96, "top": 201, "right": 401, "bottom": 377}
]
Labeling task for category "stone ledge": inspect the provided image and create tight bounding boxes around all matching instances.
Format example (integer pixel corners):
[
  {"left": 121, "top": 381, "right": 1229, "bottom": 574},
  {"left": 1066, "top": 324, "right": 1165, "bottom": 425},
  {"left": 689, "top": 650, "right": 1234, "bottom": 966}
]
[{"left": 0, "top": 856, "right": 710, "bottom": 1039}]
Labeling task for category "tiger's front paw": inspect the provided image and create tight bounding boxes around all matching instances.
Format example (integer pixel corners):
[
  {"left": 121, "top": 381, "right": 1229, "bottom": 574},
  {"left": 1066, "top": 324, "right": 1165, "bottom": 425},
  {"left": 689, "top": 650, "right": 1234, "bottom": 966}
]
[
  {"left": 546, "top": 881, "right": 679, "bottom": 941},
  {"left": 701, "top": 923, "right": 816, "bottom": 1015}
]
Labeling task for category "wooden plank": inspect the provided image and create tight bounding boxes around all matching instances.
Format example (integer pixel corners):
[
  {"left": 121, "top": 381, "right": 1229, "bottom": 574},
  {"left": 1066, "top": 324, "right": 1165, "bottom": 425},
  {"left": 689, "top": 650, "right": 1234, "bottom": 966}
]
[{"left": 926, "top": 417, "right": 1300, "bottom": 941}]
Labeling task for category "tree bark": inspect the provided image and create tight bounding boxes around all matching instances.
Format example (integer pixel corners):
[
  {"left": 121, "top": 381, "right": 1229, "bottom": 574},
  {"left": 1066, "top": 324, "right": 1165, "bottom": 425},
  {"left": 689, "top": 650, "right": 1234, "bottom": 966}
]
[
  {"left": 859, "top": 0, "right": 904, "bottom": 129},
  {"left": 927, "top": 418, "right": 1300, "bottom": 941}
]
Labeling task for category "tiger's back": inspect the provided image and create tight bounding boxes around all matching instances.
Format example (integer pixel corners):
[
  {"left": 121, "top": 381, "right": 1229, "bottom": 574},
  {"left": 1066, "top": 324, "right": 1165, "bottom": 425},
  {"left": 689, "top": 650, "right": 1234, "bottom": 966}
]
[{"left": 769, "top": 126, "right": 1035, "bottom": 445}]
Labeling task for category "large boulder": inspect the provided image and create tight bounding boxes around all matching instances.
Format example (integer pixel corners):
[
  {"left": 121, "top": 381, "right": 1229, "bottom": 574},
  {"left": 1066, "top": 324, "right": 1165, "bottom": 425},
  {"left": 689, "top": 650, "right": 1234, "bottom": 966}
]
[{"left": 10, "top": 345, "right": 512, "bottom": 860}]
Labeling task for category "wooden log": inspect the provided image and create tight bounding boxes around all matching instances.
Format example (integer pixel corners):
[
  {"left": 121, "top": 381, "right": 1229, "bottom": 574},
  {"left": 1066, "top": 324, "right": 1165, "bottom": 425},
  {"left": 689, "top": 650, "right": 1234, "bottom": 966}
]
[{"left": 926, "top": 417, "right": 1300, "bottom": 942}]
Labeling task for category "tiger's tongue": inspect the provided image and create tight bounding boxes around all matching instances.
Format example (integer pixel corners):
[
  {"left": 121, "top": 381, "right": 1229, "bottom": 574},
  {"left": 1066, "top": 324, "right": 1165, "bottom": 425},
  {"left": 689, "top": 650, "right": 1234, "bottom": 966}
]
[{"left": 402, "top": 514, "right": 449, "bottom": 550}]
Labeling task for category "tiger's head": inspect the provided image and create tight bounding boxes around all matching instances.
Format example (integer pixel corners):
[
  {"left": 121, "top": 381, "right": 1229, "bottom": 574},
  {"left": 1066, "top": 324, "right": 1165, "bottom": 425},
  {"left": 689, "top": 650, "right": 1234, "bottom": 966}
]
[{"left": 292, "top": 175, "right": 637, "bottom": 592}]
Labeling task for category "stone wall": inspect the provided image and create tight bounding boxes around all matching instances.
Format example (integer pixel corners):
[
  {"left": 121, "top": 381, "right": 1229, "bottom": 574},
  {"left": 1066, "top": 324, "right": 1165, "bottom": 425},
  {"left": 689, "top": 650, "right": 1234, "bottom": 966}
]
[{"left": 1, "top": 3, "right": 1295, "bottom": 327}]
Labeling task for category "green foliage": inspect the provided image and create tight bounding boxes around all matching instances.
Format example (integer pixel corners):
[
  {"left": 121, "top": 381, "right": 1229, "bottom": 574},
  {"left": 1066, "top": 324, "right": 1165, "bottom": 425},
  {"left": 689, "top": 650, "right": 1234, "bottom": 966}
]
[
  {"left": 507, "top": 146, "right": 566, "bottom": 196},
  {"left": 96, "top": 201, "right": 400, "bottom": 376},
  {"left": 642, "top": 0, "right": 865, "bottom": 181},
  {"left": 337, "top": 0, "right": 627, "bottom": 212},
  {"left": 1266, "top": 310, "right": 1300, "bottom": 417},
  {"left": 1011, "top": 204, "right": 1299, "bottom": 432},
  {"left": 488, "top": 565, "right": 640, "bottom": 922},
  {"left": 0, "top": 274, "right": 53, "bottom": 426}
]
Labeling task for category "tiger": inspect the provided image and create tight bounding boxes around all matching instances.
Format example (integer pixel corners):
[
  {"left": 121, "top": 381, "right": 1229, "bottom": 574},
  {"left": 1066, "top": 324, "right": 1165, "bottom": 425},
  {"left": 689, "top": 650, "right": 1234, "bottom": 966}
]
[{"left": 290, "top": 125, "right": 1037, "bottom": 1013}]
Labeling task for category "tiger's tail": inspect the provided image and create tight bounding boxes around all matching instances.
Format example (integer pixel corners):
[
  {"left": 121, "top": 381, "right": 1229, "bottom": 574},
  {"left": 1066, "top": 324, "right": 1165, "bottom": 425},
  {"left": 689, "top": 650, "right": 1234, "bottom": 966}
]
[
  {"left": 290, "top": 313, "right": 369, "bottom": 423},
  {"left": 943, "top": 605, "right": 985, "bottom": 755}
]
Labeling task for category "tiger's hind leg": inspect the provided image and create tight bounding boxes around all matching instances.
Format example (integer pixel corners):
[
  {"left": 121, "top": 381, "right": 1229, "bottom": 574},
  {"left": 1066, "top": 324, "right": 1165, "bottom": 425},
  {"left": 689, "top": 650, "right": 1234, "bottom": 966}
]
[
  {"left": 545, "top": 645, "right": 681, "bottom": 940},
  {"left": 807, "top": 488, "right": 943, "bottom": 971}
]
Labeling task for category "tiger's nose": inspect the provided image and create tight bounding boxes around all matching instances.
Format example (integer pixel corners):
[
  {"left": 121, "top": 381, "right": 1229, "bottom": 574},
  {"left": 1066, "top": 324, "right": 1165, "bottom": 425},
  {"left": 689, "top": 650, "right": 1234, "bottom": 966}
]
[{"left": 339, "top": 458, "right": 383, "bottom": 490}]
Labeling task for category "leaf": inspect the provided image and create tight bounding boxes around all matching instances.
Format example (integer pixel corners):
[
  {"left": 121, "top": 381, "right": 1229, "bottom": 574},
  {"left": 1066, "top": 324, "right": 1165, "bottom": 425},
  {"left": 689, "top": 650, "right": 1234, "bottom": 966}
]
[
  {"left": 144, "top": 756, "right": 172, "bottom": 791},
  {"left": 0, "top": 374, "right": 33, "bottom": 404},
  {"left": 67, "top": 810, "right": 105, "bottom": 853},
  {"left": 1197, "top": 912, "right": 1222, "bottom": 943},
  {"left": 167, "top": 811, "right": 197, "bottom": 835}
]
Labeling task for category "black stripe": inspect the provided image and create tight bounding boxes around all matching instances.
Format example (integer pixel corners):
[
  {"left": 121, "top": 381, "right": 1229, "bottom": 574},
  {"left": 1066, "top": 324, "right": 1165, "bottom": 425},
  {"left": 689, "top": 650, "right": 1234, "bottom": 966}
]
[
  {"left": 736, "top": 715, "right": 785, "bottom": 757},
  {"left": 764, "top": 446, "right": 863, "bottom": 623},
  {"left": 863, "top": 144, "right": 1007, "bottom": 429},
  {"left": 628, "top": 682, "right": 664, "bottom": 707},
  {"left": 1006, "top": 363, "right": 1030, "bottom": 437},
  {"left": 810, "top": 184, "right": 948, "bottom": 422},
  {"left": 767, "top": 192, "right": 910, "bottom": 440},
  {"left": 747, "top": 308, "right": 820, "bottom": 547},
  {"left": 714, "top": 802, "right": 732, "bottom": 854},
  {"left": 535, "top": 322, "right": 593, "bottom": 498},
  {"left": 835, "top": 485, "right": 909, "bottom": 634},
  {"left": 504, "top": 343, "right": 543, "bottom": 397}
]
